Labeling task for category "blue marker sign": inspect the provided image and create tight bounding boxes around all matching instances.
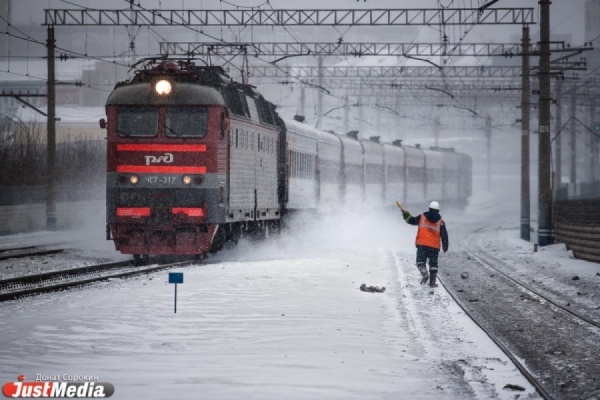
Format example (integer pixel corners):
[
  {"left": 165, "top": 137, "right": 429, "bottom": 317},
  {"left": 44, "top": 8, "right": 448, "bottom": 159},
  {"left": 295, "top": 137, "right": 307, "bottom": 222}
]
[
  {"left": 169, "top": 272, "right": 184, "bottom": 313},
  {"left": 169, "top": 272, "right": 184, "bottom": 284}
]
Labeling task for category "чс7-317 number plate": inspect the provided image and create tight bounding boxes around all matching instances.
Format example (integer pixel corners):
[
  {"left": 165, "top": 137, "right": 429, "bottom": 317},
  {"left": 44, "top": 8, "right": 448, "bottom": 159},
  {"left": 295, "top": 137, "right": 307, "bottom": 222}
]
[{"left": 144, "top": 175, "right": 178, "bottom": 184}]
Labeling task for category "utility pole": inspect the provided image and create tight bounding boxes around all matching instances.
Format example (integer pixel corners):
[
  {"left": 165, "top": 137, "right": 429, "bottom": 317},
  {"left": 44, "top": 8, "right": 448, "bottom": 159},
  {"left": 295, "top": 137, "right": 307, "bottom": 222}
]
[
  {"left": 299, "top": 85, "right": 305, "bottom": 117},
  {"left": 46, "top": 26, "right": 57, "bottom": 231},
  {"left": 359, "top": 102, "right": 364, "bottom": 136},
  {"left": 485, "top": 115, "right": 492, "bottom": 190},
  {"left": 569, "top": 87, "right": 577, "bottom": 183},
  {"left": 538, "top": 0, "right": 553, "bottom": 246},
  {"left": 554, "top": 77, "right": 562, "bottom": 191},
  {"left": 317, "top": 56, "right": 323, "bottom": 128},
  {"left": 377, "top": 104, "right": 382, "bottom": 140},
  {"left": 590, "top": 100, "right": 597, "bottom": 181},
  {"left": 520, "top": 25, "right": 530, "bottom": 241},
  {"left": 344, "top": 94, "right": 349, "bottom": 133},
  {"left": 434, "top": 115, "right": 440, "bottom": 148}
]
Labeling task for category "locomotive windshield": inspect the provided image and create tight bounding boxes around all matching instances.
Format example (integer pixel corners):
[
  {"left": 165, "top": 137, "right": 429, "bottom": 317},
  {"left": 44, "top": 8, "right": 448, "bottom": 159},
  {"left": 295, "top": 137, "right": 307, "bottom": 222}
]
[
  {"left": 117, "top": 106, "right": 158, "bottom": 137},
  {"left": 165, "top": 107, "right": 208, "bottom": 138}
]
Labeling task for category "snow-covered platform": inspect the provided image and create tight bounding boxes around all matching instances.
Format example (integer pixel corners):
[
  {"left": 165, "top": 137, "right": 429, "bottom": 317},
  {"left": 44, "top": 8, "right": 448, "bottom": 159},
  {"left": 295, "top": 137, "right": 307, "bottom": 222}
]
[{"left": 0, "top": 210, "right": 538, "bottom": 399}]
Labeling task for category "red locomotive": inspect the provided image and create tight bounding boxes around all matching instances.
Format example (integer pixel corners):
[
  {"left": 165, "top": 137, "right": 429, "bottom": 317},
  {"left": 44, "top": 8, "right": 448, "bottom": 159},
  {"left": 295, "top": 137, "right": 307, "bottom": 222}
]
[{"left": 102, "top": 59, "right": 471, "bottom": 258}]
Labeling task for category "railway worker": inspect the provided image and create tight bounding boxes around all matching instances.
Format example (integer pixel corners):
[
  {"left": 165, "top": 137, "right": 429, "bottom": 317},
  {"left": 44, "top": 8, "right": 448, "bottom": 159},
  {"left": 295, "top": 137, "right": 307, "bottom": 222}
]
[{"left": 401, "top": 201, "right": 449, "bottom": 288}]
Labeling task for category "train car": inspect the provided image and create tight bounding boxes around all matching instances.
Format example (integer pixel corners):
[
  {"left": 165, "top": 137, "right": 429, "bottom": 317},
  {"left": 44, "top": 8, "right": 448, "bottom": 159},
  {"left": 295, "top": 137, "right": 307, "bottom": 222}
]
[
  {"left": 360, "top": 136, "right": 385, "bottom": 207},
  {"left": 402, "top": 145, "right": 426, "bottom": 206},
  {"left": 315, "top": 130, "right": 343, "bottom": 212},
  {"left": 382, "top": 140, "right": 405, "bottom": 206},
  {"left": 284, "top": 117, "right": 319, "bottom": 211},
  {"left": 457, "top": 152, "right": 473, "bottom": 206},
  {"left": 225, "top": 82, "right": 281, "bottom": 232},
  {"left": 103, "top": 60, "right": 281, "bottom": 257},
  {"left": 440, "top": 148, "right": 460, "bottom": 204},
  {"left": 422, "top": 147, "right": 444, "bottom": 201},
  {"left": 338, "top": 131, "right": 364, "bottom": 207},
  {"left": 102, "top": 59, "right": 473, "bottom": 257}
]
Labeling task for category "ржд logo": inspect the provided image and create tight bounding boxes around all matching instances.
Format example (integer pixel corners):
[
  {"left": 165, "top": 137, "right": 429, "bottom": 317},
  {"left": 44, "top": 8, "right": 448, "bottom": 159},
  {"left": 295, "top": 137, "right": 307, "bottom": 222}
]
[{"left": 144, "top": 153, "right": 174, "bottom": 166}]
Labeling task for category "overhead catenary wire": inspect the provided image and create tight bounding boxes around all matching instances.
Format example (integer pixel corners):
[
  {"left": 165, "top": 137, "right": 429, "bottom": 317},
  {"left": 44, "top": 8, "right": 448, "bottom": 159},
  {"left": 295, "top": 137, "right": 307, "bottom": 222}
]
[
  {"left": 552, "top": 116, "right": 600, "bottom": 142},
  {"left": 0, "top": 27, "right": 131, "bottom": 69},
  {"left": 219, "top": 0, "right": 270, "bottom": 9}
]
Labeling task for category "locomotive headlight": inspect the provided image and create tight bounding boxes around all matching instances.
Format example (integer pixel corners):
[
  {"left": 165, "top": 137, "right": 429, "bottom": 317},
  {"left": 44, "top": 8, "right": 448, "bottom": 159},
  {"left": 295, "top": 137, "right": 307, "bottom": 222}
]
[
  {"left": 182, "top": 175, "right": 192, "bottom": 185},
  {"left": 155, "top": 79, "right": 172, "bottom": 95},
  {"left": 130, "top": 175, "right": 139, "bottom": 185}
]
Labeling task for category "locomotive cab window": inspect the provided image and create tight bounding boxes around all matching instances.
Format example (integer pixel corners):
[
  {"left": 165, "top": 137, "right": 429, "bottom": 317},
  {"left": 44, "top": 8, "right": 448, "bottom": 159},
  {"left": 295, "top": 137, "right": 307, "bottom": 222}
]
[
  {"left": 165, "top": 107, "right": 208, "bottom": 138},
  {"left": 117, "top": 106, "right": 158, "bottom": 137}
]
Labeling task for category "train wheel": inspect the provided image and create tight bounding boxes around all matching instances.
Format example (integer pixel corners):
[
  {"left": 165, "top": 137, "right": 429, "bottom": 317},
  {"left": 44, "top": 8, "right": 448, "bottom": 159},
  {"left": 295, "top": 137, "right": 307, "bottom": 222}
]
[
  {"left": 133, "top": 254, "right": 142, "bottom": 266},
  {"left": 209, "top": 226, "right": 226, "bottom": 253},
  {"left": 228, "top": 223, "right": 242, "bottom": 244}
]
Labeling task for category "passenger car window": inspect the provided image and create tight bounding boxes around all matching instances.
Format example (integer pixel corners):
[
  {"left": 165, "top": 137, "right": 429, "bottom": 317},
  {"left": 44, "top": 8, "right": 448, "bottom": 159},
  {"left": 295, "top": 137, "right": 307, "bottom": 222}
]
[
  {"left": 165, "top": 107, "right": 208, "bottom": 138},
  {"left": 117, "top": 106, "right": 157, "bottom": 137}
]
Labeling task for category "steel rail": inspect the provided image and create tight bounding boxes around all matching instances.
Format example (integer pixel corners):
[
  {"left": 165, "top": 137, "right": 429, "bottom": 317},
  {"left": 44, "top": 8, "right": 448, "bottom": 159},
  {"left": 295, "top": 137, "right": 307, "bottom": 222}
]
[
  {"left": 0, "top": 258, "right": 202, "bottom": 302},
  {"left": 438, "top": 274, "right": 554, "bottom": 400},
  {"left": 0, "top": 246, "right": 37, "bottom": 253},
  {"left": 465, "top": 249, "right": 600, "bottom": 329},
  {"left": 0, "top": 249, "right": 64, "bottom": 261}
]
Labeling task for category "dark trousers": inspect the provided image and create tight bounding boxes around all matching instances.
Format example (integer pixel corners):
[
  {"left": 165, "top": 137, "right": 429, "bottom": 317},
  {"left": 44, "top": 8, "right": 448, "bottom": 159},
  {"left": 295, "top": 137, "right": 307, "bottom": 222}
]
[{"left": 416, "top": 245, "right": 439, "bottom": 273}]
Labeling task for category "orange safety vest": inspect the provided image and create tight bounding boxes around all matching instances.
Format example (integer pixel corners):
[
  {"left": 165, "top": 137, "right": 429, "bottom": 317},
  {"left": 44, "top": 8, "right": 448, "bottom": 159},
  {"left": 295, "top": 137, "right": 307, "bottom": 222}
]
[{"left": 415, "top": 214, "right": 443, "bottom": 250}]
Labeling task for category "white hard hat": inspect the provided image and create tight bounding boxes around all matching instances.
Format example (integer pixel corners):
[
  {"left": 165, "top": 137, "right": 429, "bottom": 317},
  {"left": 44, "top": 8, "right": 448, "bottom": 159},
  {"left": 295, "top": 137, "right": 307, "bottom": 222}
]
[{"left": 429, "top": 201, "right": 440, "bottom": 210}]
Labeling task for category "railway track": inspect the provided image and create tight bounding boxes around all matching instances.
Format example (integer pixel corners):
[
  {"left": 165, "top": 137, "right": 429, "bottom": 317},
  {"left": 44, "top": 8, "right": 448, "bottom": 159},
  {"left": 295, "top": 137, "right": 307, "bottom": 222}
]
[
  {"left": 465, "top": 249, "right": 600, "bottom": 329},
  {"left": 0, "top": 246, "right": 37, "bottom": 253},
  {"left": 438, "top": 264, "right": 553, "bottom": 400},
  {"left": 0, "top": 247, "right": 65, "bottom": 261},
  {"left": 440, "top": 237, "right": 600, "bottom": 400},
  {"left": 0, "top": 257, "right": 202, "bottom": 302}
]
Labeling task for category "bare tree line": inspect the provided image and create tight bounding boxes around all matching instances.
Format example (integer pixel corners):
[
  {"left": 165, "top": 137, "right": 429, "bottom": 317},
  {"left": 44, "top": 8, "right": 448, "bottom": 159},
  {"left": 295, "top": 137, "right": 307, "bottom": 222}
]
[{"left": 0, "top": 119, "right": 105, "bottom": 188}]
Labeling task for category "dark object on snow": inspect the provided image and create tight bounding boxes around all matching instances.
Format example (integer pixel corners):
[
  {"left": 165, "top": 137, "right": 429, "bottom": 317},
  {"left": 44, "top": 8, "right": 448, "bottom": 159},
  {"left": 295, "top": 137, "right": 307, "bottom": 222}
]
[
  {"left": 572, "top": 275, "right": 580, "bottom": 280},
  {"left": 503, "top": 384, "right": 525, "bottom": 391},
  {"left": 360, "top": 284, "right": 386, "bottom": 293},
  {"left": 560, "top": 380, "right": 575, "bottom": 389},
  {"left": 461, "top": 272, "right": 469, "bottom": 279}
]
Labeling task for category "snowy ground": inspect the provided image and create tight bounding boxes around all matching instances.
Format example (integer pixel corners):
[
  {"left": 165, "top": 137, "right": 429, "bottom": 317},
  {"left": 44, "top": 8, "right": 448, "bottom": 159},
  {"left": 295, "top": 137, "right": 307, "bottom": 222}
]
[{"left": 1, "top": 174, "right": 597, "bottom": 399}]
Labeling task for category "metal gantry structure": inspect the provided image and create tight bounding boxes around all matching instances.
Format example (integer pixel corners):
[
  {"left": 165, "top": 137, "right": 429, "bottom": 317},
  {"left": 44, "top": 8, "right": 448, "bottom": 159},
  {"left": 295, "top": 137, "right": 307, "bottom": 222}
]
[
  {"left": 248, "top": 65, "right": 526, "bottom": 79},
  {"left": 44, "top": 8, "right": 535, "bottom": 26},
  {"left": 38, "top": 4, "right": 597, "bottom": 247},
  {"left": 158, "top": 41, "right": 590, "bottom": 58}
]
